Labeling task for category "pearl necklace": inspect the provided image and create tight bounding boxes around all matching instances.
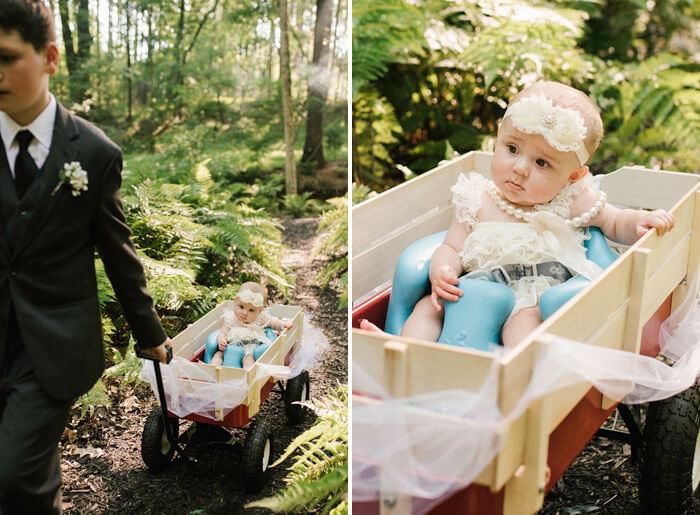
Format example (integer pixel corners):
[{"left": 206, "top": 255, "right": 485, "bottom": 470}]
[{"left": 488, "top": 185, "right": 607, "bottom": 228}]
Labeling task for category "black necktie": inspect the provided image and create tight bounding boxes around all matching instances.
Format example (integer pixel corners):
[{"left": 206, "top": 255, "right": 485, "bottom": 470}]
[{"left": 14, "top": 130, "right": 38, "bottom": 198}]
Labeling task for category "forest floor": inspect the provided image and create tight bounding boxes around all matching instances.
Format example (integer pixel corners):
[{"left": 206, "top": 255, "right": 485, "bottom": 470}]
[
  {"left": 540, "top": 412, "right": 643, "bottom": 514},
  {"left": 541, "top": 406, "right": 700, "bottom": 514},
  {"left": 59, "top": 217, "right": 347, "bottom": 514}
]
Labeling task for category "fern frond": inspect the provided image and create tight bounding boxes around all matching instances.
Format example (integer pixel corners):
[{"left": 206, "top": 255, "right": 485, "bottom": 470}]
[
  {"left": 105, "top": 338, "right": 144, "bottom": 384},
  {"left": 245, "top": 463, "right": 348, "bottom": 513},
  {"left": 74, "top": 379, "right": 112, "bottom": 419},
  {"left": 247, "top": 385, "right": 348, "bottom": 513}
]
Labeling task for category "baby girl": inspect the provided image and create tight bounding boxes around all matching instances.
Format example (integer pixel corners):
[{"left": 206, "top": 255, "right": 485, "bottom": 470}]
[
  {"left": 362, "top": 81, "right": 674, "bottom": 347},
  {"left": 209, "top": 281, "right": 292, "bottom": 368}
]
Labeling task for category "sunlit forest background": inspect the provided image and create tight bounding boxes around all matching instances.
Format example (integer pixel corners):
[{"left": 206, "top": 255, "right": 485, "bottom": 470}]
[
  {"left": 46, "top": 0, "right": 348, "bottom": 418},
  {"left": 352, "top": 0, "right": 700, "bottom": 191}
]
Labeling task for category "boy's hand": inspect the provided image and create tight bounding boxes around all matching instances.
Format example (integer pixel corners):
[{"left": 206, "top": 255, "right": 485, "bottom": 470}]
[
  {"left": 430, "top": 265, "right": 462, "bottom": 311},
  {"left": 636, "top": 209, "right": 675, "bottom": 238},
  {"left": 139, "top": 338, "right": 172, "bottom": 363}
]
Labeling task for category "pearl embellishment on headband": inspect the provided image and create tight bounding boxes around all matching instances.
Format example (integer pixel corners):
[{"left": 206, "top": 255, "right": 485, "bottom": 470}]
[
  {"left": 488, "top": 185, "right": 607, "bottom": 228},
  {"left": 503, "top": 94, "right": 589, "bottom": 165},
  {"left": 541, "top": 112, "right": 557, "bottom": 129}
]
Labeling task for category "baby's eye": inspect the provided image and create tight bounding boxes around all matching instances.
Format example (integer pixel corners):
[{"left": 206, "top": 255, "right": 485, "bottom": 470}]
[
  {"left": 0, "top": 55, "right": 17, "bottom": 64},
  {"left": 507, "top": 144, "right": 517, "bottom": 154},
  {"left": 535, "top": 158, "right": 549, "bottom": 168}
]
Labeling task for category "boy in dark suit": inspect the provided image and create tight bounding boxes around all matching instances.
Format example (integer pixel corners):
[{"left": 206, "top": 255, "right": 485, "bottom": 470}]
[{"left": 0, "top": 1, "right": 170, "bottom": 512}]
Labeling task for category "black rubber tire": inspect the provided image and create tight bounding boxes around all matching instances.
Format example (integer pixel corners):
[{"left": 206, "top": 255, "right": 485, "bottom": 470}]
[
  {"left": 284, "top": 371, "right": 311, "bottom": 424},
  {"left": 242, "top": 418, "right": 274, "bottom": 491},
  {"left": 141, "top": 407, "right": 179, "bottom": 473},
  {"left": 640, "top": 381, "right": 700, "bottom": 515}
]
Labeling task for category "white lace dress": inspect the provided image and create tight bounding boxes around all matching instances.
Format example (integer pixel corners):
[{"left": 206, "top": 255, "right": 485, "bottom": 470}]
[
  {"left": 222, "top": 309, "right": 274, "bottom": 354},
  {"left": 451, "top": 172, "right": 604, "bottom": 316}
]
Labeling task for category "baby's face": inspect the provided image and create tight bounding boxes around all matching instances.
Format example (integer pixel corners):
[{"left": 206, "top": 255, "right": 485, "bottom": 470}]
[
  {"left": 234, "top": 298, "right": 264, "bottom": 323},
  {"left": 490, "top": 117, "right": 584, "bottom": 206}
]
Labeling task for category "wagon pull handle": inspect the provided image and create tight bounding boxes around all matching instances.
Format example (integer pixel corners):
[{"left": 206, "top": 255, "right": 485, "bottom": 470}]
[{"left": 135, "top": 344, "right": 178, "bottom": 446}]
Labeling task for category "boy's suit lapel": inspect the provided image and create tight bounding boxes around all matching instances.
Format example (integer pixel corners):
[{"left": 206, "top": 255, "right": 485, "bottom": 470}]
[{"left": 11, "top": 103, "right": 79, "bottom": 258}]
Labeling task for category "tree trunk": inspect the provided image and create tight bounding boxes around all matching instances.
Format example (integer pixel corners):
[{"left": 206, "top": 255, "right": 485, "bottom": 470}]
[
  {"left": 277, "top": 0, "right": 297, "bottom": 195},
  {"left": 267, "top": 10, "right": 275, "bottom": 86},
  {"left": 57, "top": 0, "right": 92, "bottom": 103},
  {"left": 57, "top": 0, "right": 78, "bottom": 100},
  {"left": 301, "top": 0, "right": 332, "bottom": 168},
  {"left": 125, "top": 0, "right": 132, "bottom": 121}
]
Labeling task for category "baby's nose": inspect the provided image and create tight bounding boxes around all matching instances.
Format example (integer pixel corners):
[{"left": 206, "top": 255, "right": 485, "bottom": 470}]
[{"left": 513, "top": 158, "right": 530, "bottom": 176}]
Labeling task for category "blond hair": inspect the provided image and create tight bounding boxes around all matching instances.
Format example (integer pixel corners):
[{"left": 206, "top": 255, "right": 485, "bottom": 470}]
[{"left": 511, "top": 81, "right": 603, "bottom": 164}]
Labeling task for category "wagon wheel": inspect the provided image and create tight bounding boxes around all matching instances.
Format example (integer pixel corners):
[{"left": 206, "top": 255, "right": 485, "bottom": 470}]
[
  {"left": 141, "top": 407, "right": 179, "bottom": 473},
  {"left": 284, "top": 371, "right": 311, "bottom": 424},
  {"left": 639, "top": 380, "right": 700, "bottom": 514},
  {"left": 242, "top": 418, "right": 274, "bottom": 491}
]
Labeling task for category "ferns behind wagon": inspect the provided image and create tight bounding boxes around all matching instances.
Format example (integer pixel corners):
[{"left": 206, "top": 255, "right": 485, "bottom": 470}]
[
  {"left": 246, "top": 384, "right": 349, "bottom": 514},
  {"left": 313, "top": 195, "right": 349, "bottom": 310}
]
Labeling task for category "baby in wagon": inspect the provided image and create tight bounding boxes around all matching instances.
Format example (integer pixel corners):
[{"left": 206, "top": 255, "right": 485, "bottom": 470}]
[
  {"left": 207, "top": 281, "right": 292, "bottom": 368},
  {"left": 361, "top": 81, "right": 675, "bottom": 347}
]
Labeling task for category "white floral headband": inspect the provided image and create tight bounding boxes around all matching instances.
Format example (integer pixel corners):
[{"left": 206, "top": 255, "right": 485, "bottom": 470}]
[
  {"left": 236, "top": 289, "right": 264, "bottom": 308},
  {"left": 503, "top": 94, "right": 589, "bottom": 165}
]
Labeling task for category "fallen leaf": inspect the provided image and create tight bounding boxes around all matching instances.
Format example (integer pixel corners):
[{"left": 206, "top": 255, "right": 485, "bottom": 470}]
[{"left": 72, "top": 446, "right": 105, "bottom": 458}]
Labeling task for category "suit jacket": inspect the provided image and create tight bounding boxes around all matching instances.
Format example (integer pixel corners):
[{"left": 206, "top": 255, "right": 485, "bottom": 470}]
[{"left": 0, "top": 102, "right": 167, "bottom": 400}]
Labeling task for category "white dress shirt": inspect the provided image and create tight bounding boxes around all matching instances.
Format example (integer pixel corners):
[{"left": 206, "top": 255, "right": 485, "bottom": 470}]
[{"left": 0, "top": 94, "right": 57, "bottom": 177}]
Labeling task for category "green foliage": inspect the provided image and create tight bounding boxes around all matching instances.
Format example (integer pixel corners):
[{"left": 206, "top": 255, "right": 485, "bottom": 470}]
[
  {"left": 105, "top": 338, "right": 145, "bottom": 385},
  {"left": 352, "top": 90, "right": 404, "bottom": 187},
  {"left": 352, "top": 0, "right": 428, "bottom": 96},
  {"left": 74, "top": 379, "right": 111, "bottom": 419},
  {"left": 246, "top": 385, "right": 348, "bottom": 514},
  {"left": 353, "top": 0, "right": 700, "bottom": 184},
  {"left": 352, "top": 182, "right": 377, "bottom": 205},
  {"left": 283, "top": 192, "right": 327, "bottom": 217},
  {"left": 313, "top": 195, "right": 349, "bottom": 310},
  {"left": 590, "top": 56, "right": 700, "bottom": 172}
]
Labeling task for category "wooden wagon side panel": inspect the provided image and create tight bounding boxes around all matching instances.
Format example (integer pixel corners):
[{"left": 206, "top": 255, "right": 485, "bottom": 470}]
[
  {"left": 352, "top": 152, "right": 494, "bottom": 305},
  {"left": 353, "top": 331, "right": 496, "bottom": 398}
]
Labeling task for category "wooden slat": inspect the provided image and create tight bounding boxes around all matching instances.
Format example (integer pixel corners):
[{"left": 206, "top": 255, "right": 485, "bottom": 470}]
[
  {"left": 641, "top": 236, "right": 690, "bottom": 323},
  {"left": 352, "top": 207, "right": 453, "bottom": 302},
  {"left": 352, "top": 330, "right": 497, "bottom": 397},
  {"left": 540, "top": 256, "right": 633, "bottom": 344},
  {"left": 352, "top": 153, "right": 474, "bottom": 253},
  {"left": 598, "top": 167, "right": 699, "bottom": 210},
  {"left": 640, "top": 194, "right": 693, "bottom": 274},
  {"left": 502, "top": 395, "right": 550, "bottom": 515},
  {"left": 622, "top": 248, "right": 651, "bottom": 354},
  {"left": 492, "top": 414, "right": 527, "bottom": 490},
  {"left": 672, "top": 188, "right": 700, "bottom": 312},
  {"left": 582, "top": 303, "right": 628, "bottom": 351},
  {"left": 688, "top": 189, "right": 700, "bottom": 285}
]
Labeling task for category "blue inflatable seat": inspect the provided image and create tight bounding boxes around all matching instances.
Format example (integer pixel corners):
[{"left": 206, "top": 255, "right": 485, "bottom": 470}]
[
  {"left": 203, "top": 327, "right": 276, "bottom": 368},
  {"left": 384, "top": 227, "right": 618, "bottom": 351}
]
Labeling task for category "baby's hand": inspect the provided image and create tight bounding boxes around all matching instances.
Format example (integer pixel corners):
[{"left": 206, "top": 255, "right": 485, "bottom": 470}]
[
  {"left": 217, "top": 333, "right": 227, "bottom": 350},
  {"left": 636, "top": 209, "right": 675, "bottom": 238},
  {"left": 281, "top": 319, "right": 293, "bottom": 329},
  {"left": 430, "top": 265, "right": 462, "bottom": 311}
]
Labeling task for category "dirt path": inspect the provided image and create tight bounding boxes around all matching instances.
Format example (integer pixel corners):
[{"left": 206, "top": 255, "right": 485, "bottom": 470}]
[{"left": 59, "top": 217, "right": 347, "bottom": 514}]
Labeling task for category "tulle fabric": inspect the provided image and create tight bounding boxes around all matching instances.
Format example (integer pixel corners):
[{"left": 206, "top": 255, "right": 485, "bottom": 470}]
[{"left": 352, "top": 267, "right": 700, "bottom": 512}]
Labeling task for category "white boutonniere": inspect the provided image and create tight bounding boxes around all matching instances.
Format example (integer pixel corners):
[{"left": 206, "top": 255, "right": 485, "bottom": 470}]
[{"left": 51, "top": 161, "right": 88, "bottom": 196}]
